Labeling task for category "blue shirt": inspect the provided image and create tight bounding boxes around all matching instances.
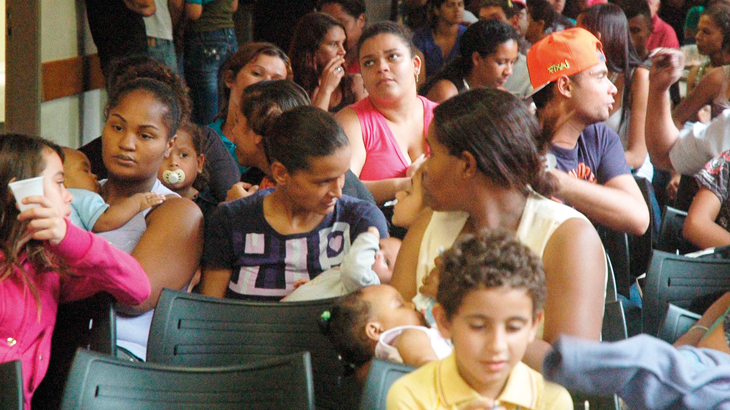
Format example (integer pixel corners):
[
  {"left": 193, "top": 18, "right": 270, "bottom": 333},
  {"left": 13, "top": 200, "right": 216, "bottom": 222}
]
[
  {"left": 68, "top": 188, "right": 109, "bottom": 231},
  {"left": 549, "top": 123, "right": 630, "bottom": 186},
  {"left": 208, "top": 118, "right": 247, "bottom": 174},
  {"left": 412, "top": 25, "right": 466, "bottom": 79},
  {"left": 543, "top": 335, "right": 730, "bottom": 409}
]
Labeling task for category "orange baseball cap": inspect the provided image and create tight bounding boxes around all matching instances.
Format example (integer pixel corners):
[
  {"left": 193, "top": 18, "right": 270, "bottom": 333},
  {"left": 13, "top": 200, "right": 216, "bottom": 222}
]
[{"left": 526, "top": 28, "right": 605, "bottom": 98}]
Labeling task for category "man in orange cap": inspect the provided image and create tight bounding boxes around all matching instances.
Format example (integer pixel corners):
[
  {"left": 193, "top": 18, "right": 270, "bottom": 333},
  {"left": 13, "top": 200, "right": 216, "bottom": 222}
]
[{"left": 527, "top": 27, "right": 650, "bottom": 236}]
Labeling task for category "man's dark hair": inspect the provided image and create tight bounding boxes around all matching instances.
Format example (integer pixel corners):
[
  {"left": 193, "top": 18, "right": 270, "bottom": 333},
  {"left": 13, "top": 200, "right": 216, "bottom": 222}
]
[
  {"left": 437, "top": 229, "right": 547, "bottom": 319},
  {"left": 531, "top": 71, "right": 582, "bottom": 111},
  {"left": 615, "top": 0, "right": 651, "bottom": 22},
  {"left": 471, "top": 0, "right": 515, "bottom": 19},
  {"left": 317, "top": 0, "right": 366, "bottom": 18}
]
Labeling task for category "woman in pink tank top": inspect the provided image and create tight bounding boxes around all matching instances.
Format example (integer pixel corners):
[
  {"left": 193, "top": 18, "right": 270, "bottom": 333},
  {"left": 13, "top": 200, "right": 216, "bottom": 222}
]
[{"left": 336, "top": 22, "right": 438, "bottom": 204}]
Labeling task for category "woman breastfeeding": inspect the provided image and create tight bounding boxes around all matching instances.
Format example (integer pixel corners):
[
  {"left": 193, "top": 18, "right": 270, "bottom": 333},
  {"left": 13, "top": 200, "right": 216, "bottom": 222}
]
[
  {"left": 99, "top": 78, "right": 204, "bottom": 361},
  {"left": 390, "top": 88, "right": 607, "bottom": 369},
  {"left": 200, "top": 105, "right": 388, "bottom": 301},
  {"left": 336, "top": 22, "right": 437, "bottom": 204},
  {"left": 0, "top": 135, "right": 151, "bottom": 408}
]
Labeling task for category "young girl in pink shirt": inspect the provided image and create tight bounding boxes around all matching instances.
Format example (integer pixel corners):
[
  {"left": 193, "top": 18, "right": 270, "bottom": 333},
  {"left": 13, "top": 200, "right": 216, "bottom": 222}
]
[{"left": 0, "top": 134, "right": 152, "bottom": 409}]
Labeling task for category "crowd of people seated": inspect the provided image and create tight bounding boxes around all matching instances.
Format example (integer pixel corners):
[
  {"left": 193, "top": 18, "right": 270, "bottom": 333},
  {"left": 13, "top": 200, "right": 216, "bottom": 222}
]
[{"left": 5, "top": 0, "right": 730, "bottom": 408}]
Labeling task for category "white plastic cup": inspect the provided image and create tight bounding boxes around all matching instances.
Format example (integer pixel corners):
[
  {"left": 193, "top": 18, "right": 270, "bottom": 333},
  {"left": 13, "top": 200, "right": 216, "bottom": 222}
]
[{"left": 8, "top": 176, "right": 44, "bottom": 211}]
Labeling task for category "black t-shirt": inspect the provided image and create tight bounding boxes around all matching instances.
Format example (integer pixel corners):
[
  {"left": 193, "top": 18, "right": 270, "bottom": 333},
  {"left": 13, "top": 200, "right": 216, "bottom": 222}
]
[{"left": 84, "top": 0, "right": 148, "bottom": 75}]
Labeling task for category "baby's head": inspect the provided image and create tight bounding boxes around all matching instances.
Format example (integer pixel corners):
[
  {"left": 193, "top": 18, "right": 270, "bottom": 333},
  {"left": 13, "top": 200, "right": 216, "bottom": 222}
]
[
  {"left": 158, "top": 122, "right": 208, "bottom": 197},
  {"left": 321, "top": 284, "right": 427, "bottom": 370},
  {"left": 370, "top": 228, "right": 402, "bottom": 284},
  {"left": 433, "top": 230, "right": 545, "bottom": 397},
  {"left": 62, "top": 148, "right": 100, "bottom": 193},
  {"left": 393, "top": 170, "right": 426, "bottom": 228}
]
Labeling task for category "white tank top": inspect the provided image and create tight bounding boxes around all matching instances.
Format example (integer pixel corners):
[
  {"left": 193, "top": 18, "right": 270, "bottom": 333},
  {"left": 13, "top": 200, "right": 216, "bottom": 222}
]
[
  {"left": 413, "top": 191, "right": 607, "bottom": 337},
  {"left": 98, "top": 179, "right": 178, "bottom": 361}
]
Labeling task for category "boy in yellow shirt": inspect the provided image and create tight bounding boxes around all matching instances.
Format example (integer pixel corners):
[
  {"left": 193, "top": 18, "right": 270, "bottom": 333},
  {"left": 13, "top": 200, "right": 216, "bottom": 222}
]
[{"left": 387, "top": 230, "right": 573, "bottom": 410}]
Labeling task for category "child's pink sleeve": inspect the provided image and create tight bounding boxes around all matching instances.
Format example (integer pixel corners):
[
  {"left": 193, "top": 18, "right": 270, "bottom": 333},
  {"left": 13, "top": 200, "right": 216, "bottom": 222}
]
[{"left": 51, "top": 219, "right": 151, "bottom": 305}]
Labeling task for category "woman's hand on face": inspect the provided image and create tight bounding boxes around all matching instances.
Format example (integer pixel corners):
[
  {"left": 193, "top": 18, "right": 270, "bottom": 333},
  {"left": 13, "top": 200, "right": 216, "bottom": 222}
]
[
  {"left": 318, "top": 55, "right": 347, "bottom": 95},
  {"left": 406, "top": 154, "right": 427, "bottom": 178},
  {"left": 226, "top": 182, "right": 259, "bottom": 202},
  {"left": 17, "top": 195, "right": 68, "bottom": 246}
]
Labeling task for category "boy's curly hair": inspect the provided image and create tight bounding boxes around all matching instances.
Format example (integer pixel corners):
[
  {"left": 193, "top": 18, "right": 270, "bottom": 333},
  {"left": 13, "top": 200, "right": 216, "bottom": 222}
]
[
  {"left": 437, "top": 229, "right": 546, "bottom": 319},
  {"left": 319, "top": 290, "right": 375, "bottom": 368}
]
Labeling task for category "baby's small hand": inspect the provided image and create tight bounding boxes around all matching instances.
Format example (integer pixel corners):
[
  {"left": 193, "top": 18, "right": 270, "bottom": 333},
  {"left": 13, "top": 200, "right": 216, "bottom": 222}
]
[
  {"left": 226, "top": 182, "right": 259, "bottom": 202},
  {"left": 406, "top": 154, "right": 427, "bottom": 178},
  {"left": 419, "top": 260, "right": 441, "bottom": 298},
  {"left": 367, "top": 226, "right": 381, "bottom": 239},
  {"left": 137, "top": 192, "right": 167, "bottom": 210}
]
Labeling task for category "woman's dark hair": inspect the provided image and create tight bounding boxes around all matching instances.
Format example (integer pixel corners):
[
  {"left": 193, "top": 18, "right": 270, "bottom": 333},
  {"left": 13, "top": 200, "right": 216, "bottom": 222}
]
[
  {"left": 420, "top": 19, "right": 519, "bottom": 95},
  {"left": 106, "top": 55, "right": 192, "bottom": 122},
  {"left": 177, "top": 121, "right": 210, "bottom": 192},
  {"left": 319, "top": 290, "right": 375, "bottom": 369},
  {"left": 289, "top": 12, "right": 354, "bottom": 102},
  {"left": 438, "top": 229, "right": 546, "bottom": 319},
  {"left": 240, "top": 80, "right": 311, "bottom": 138},
  {"left": 106, "top": 78, "right": 182, "bottom": 139},
  {"left": 358, "top": 21, "right": 417, "bottom": 59},
  {"left": 216, "top": 42, "right": 292, "bottom": 122},
  {"left": 702, "top": 4, "right": 730, "bottom": 52},
  {"left": 0, "top": 134, "right": 70, "bottom": 314},
  {"left": 579, "top": 3, "right": 644, "bottom": 130},
  {"left": 317, "top": 0, "right": 366, "bottom": 18},
  {"left": 526, "top": 0, "right": 555, "bottom": 31},
  {"left": 264, "top": 106, "right": 350, "bottom": 173},
  {"left": 470, "top": 0, "right": 515, "bottom": 19},
  {"left": 432, "top": 88, "right": 555, "bottom": 196}
]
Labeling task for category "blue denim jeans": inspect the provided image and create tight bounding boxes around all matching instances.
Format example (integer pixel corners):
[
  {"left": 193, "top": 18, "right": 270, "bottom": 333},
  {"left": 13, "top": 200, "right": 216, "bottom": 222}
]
[
  {"left": 184, "top": 27, "right": 238, "bottom": 125},
  {"left": 147, "top": 37, "right": 178, "bottom": 74}
]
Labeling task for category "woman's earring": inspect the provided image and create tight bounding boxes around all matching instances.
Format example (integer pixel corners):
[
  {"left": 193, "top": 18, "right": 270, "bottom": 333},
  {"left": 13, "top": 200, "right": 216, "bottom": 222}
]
[{"left": 415, "top": 71, "right": 419, "bottom": 83}]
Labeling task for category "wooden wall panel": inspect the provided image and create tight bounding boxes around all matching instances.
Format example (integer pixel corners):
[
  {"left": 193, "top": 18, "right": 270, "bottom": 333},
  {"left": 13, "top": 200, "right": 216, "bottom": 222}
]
[{"left": 41, "top": 53, "right": 104, "bottom": 102}]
